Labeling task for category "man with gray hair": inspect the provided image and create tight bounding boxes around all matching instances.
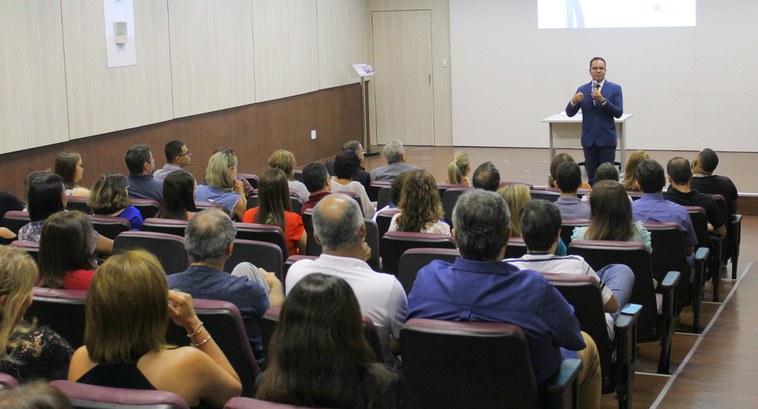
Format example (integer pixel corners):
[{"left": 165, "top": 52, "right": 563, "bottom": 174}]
[
  {"left": 285, "top": 194, "right": 407, "bottom": 366},
  {"left": 168, "top": 208, "right": 283, "bottom": 367},
  {"left": 369, "top": 139, "right": 417, "bottom": 181},
  {"left": 407, "top": 190, "right": 602, "bottom": 409}
]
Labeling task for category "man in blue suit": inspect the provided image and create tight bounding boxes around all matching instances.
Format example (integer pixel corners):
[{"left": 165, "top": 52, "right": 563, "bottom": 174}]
[{"left": 565, "top": 57, "right": 623, "bottom": 185}]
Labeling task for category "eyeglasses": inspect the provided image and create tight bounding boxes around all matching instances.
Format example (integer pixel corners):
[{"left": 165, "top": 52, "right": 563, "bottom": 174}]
[{"left": 178, "top": 151, "right": 191, "bottom": 157}]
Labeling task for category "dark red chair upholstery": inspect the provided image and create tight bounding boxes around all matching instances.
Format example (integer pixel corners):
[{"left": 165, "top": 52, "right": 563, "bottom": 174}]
[
  {"left": 568, "top": 240, "right": 680, "bottom": 373},
  {"left": 401, "top": 319, "right": 581, "bottom": 409},
  {"left": 398, "top": 248, "right": 460, "bottom": 295},
  {"left": 113, "top": 231, "right": 188, "bottom": 275},
  {"left": 560, "top": 219, "right": 589, "bottom": 246},
  {"left": 0, "top": 372, "right": 18, "bottom": 389},
  {"left": 300, "top": 210, "right": 321, "bottom": 256},
  {"left": 375, "top": 208, "right": 400, "bottom": 238},
  {"left": 225, "top": 239, "right": 283, "bottom": 279},
  {"left": 380, "top": 231, "right": 456, "bottom": 276},
  {"left": 542, "top": 273, "right": 639, "bottom": 409},
  {"left": 141, "top": 218, "right": 188, "bottom": 237},
  {"left": 224, "top": 398, "right": 319, "bottom": 409},
  {"left": 2, "top": 210, "right": 30, "bottom": 235},
  {"left": 376, "top": 185, "right": 392, "bottom": 210},
  {"left": 10, "top": 240, "right": 40, "bottom": 261},
  {"left": 26, "top": 287, "right": 87, "bottom": 348},
  {"left": 50, "top": 380, "right": 190, "bottom": 409},
  {"left": 87, "top": 215, "right": 131, "bottom": 239},
  {"left": 130, "top": 198, "right": 161, "bottom": 220},
  {"left": 237, "top": 173, "right": 259, "bottom": 190},
  {"left": 504, "top": 237, "right": 528, "bottom": 259},
  {"left": 367, "top": 181, "right": 391, "bottom": 202},
  {"left": 441, "top": 187, "right": 471, "bottom": 227},
  {"left": 195, "top": 201, "right": 224, "bottom": 211},
  {"left": 363, "top": 218, "right": 381, "bottom": 270},
  {"left": 686, "top": 206, "right": 723, "bottom": 301},
  {"left": 234, "top": 223, "right": 289, "bottom": 259},
  {"left": 529, "top": 189, "right": 560, "bottom": 203},
  {"left": 282, "top": 255, "right": 318, "bottom": 289},
  {"left": 66, "top": 196, "right": 92, "bottom": 214}
]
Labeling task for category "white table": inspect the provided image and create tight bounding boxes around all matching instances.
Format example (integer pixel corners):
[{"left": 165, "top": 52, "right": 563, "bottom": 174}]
[{"left": 542, "top": 113, "right": 634, "bottom": 169}]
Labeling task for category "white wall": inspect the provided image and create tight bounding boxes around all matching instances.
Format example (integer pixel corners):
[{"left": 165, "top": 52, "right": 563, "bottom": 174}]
[{"left": 450, "top": 0, "right": 758, "bottom": 152}]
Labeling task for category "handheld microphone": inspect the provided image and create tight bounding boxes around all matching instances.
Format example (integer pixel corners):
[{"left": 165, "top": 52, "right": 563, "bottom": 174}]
[{"left": 592, "top": 80, "right": 599, "bottom": 89}]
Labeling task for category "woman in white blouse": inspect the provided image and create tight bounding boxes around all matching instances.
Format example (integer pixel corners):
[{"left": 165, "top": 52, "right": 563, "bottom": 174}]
[{"left": 388, "top": 169, "right": 450, "bottom": 235}]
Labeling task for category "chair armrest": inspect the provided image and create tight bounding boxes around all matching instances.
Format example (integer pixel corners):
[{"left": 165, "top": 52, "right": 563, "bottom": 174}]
[
  {"left": 657, "top": 270, "right": 682, "bottom": 292},
  {"left": 546, "top": 358, "right": 582, "bottom": 409},
  {"left": 695, "top": 247, "right": 710, "bottom": 263},
  {"left": 731, "top": 213, "right": 742, "bottom": 225}
]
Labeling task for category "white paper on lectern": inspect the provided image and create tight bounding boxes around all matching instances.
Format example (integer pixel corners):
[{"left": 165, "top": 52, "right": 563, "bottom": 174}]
[
  {"left": 104, "top": 0, "right": 136, "bottom": 68},
  {"left": 352, "top": 64, "right": 375, "bottom": 77}
]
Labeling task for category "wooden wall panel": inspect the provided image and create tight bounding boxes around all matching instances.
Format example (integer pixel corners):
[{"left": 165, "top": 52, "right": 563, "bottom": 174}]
[
  {"left": 252, "top": 0, "right": 319, "bottom": 102},
  {"left": 316, "top": 0, "right": 370, "bottom": 89},
  {"left": 61, "top": 0, "right": 173, "bottom": 139},
  {"left": 0, "top": 1, "right": 68, "bottom": 154},
  {"left": 168, "top": 0, "right": 256, "bottom": 118},
  {"left": 0, "top": 84, "right": 362, "bottom": 199}
]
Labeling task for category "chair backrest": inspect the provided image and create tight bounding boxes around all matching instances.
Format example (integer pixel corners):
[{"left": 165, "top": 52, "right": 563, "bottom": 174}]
[
  {"left": 225, "top": 239, "right": 283, "bottom": 279},
  {"left": 300, "top": 210, "right": 321, "bottom": 256},
  {"left": 441, "top": 187, "right": 472, "bottom": 227},
  {"left": 501, "top": 181, "right": 535, "bottom": 189},
  {"left": 113, "top": 231, "right": 188, "bottom": 275},
  {"left": 50, "top": 380, "right": 190, "bottom": 409},
  {"left": 375, "top": 208, "right": 400, "bottom": 239},
  {"left": 376, "top": 186, "right": 392, "bottom": 210},
  {"left": 246, "top": 194, "right": 259, "bottom": 210},
  {"left": 238, "top": 173, "right": 259, "bottom": 190},
  {"left": 685, "top": 206, "right": 711, "bottom": 249},
  {"left": 224, "top": 397, "right": 319, "bottom": 409},
  {"left": 130, "top": 198, "right": 161, "bottom": 219},
  {"left": 380, "top": 232, "right": 456, "bottom": 276},
  {"left": 2, "top": 210, "right": 30, "bottom": 235},
  {"left": 503, "top": 237, "right": 528, "bottom": 259},
  {"left": 0, "top": 372, "right": 19, "bottom": 389},
  {"left": 141, "top": 218, "right": 188, "bottom": 236},
  {"left": 282, "top": 255, "right": 318, "bottom": 287},
  {"left": 709, "top": 194, "right": 732, "bottom": 262},
  {"left": 165, "top": 299, "right": 260, "bottom": 398},
  {"left": 560, "top": 219, "right": 589, "bottom": 246},
  {"left": 195, "top": 201, "right": 224, "bottom": 211},
  {"left": 644, "top": 222, "right": 692, "bottom": 307},
  {"left": 529, "top": 189, "right": 560, "bottom": 203},
  {"left": 367, "top": 181, "right": 391, "bottom": 202},
  {"left": 26, "top": 287, "right": 87, "bottom": 348},
  {"left": 10, "top": 240, "right": 40, "bottom": 261},
  {"left": 259, "top": 306, "right": 384, "bottom": 365},
  {"left": 401, "top": 319, "right": 541, "bottom": 409},
  {"left": 66, "top": 196, "right": 92, "bottom": 214},
  {"left": 363, "top": 218, "right": 380, "bottom": 270},
  {"left": 289, "top": 196, "right": 303, "bottom": 215},
  {"left": 87, "top": 215, "right": 132, "bottom": 239},
  {"left": 568, "top": 240, "right": 659, "bottom": 342},
  {"left": 398, "top": 248, "right": 460, "bottom": 295},
  {"left": 234, "top": 223, "right": 289, "bottom": 259}
]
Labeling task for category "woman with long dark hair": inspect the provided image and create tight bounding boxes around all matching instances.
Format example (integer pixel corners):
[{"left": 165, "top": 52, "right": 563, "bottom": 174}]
[
  {"left": 55, "top": 152, "right": 91, "bottom": 198},
  {"left": 38, "top": 211, "right": 97, "bottom": 291},
  {"left": 256, "top": 273, "right": 417, "bottom": 409},
  {"left": 158, "top": 170, "right": 198, "bottom": 220}
]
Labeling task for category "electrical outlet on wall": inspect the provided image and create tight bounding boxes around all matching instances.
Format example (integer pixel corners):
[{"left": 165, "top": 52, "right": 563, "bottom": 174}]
[{"left": 310, "top": 130, "right": 317, "bottom": 140}]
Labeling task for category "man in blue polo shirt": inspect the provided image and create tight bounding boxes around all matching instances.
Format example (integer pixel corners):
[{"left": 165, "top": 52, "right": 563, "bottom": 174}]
[
  {"left": 407, "top": 189, "right": 601, "bottom": 409},
  {"left": 124, "top": 144, "right": 163, "bottom": 203}
]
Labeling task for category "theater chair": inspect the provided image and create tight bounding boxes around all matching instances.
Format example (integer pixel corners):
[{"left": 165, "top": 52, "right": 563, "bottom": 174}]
[
  {"left": 542, "top": 273, "right": 640, "bottom": 409},
  {"left": 686, "top": 206, "right": 723, "bottom": 301},
  {"left": 224, "top": 398, "right": 319, "bottom": 409},
  {"left": 50, "top": 380, "right": 189, "bottom": 409},
  {"left": 380, "top": 231, "right": 456, "bottom": 276},
  {"left": 165, "top": 299, "right": 260, "bottom": 398},
  {"left": 504, "top": 237, "right": 528, "bottom": 259},
  {"left": 141, "top": 218, "right": 188, "bottom": 237},
  {"left": 113, "top": 231, "right": 188, "bottom": 275},
  {"left": 441, "top": 187, "right": 471, "bottom": 227},
  {"left": 194, "top": 201, "right": 224, "bottom": 211},
  {"left": 234, "top": 223, "right": 288, "bottom": 259},
  {"left": 26, "top": 287, "right": 87, "bottom": 348},
  {"left": 300, "top": 210, "right": 321, "bottom": 256},
  {"left": 709, "top": 194, "right": 742, "bottom": 280},
  {"left": 130, "top": 198, "right": 161, "bottom": 219},
  {"left": 375, "top": 208, "right": 400, "bottom": 238},
  {"left": 2, "top": 210, "right": 29, "bottom": 235},
  {"left": 376, "top": 185, "right": 392, "bottom": 210},
  {"left": 398, "top": 248, "right": 460, "bottom": 295},
  {"left": 568, "top": 240, "right": 680, "bottom": 373},
  {"left": 238, "top": 173, "right": 259, "bottom": 190},
  {"left": 66, "top": 196, "right": 91, "bottom": 214},
  {"left": 332, "top": 191, "right": 364, "bottom": 216},
  {"left": 10, "top": 240, "right": 40, "bottom": 261},
  {"left": 367, "top": 181, "right": 391, "bottom": 202},
  {"left": 560, "top": 219, "right": 589, "bottom": 247},
  {"left": 401, "top": 319, "right": 581, "bottom": 409},
  {"left": 529, "top": 189, "right": 560, "bottom": 203},
  {"left": 0, "top": 372, "right": 18, "bottom": 390},
  {"left": 225, "top": 239, "right": 283, "bottom": 279},
  {"left": 282, "top": 255, "right": 317, "bottom": 289},
  {"left": 87, "top": 215, "right": 131, "bottom": 239}
]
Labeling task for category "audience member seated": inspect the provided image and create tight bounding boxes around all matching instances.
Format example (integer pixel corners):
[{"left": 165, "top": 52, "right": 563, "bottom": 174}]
[
  {"left": 0, "top": 246, "right": 73, "bottom": 382},
  {"left": 370, "top": 140, "right": 417, "bottom": 182},
  {"left": 665, "top": 157, "right": 726, "bottom": 237},
  {"left": 472, "top": 161, "right": 500, "bottom": 191},
  {"left": 69, "top": 249, "right": 243, "bottom": 408},
  {"left": 88, "top": 172, "right": 144, "bottom": 230},
  {"left": 445, "top": 151, "right": 472, "bottom": 186},
  {"left": 153, "top": 140, "right": 194, "bottom": 184},
  {"left": 632, "top": 160, "right": 697, "bottom": 257},
  {"left": 286, "top": 195, "right": 406, "bottom": 366},
  {"left": 299, "top": 162, "right": 331, "bottom": 214},
  {"left": 325, "top": 140, "right": 371, "bottom": 191},
  {"left": 0, "top": 380, "right": 74, "bottom": 408},
  {"left": 506, "top": 200, "right": 635, "bottom": 337},
  {"left": 169, "top": 209, "right": 284, "bottom": 367},
  {"left": 497, "top": 184, "right": 530, "bottom": 238},
  {"left": 330, "top": 150, "right": 376, "bottom": 218},
  {"left": 124, "top": 144, "right": 163, "bottom": 202},
  {"left": 38, "top": 211, "right": 98, "bottom": 291},
  {"left": 157, "top": 170, "right": 198, "bottom": 221},
  {"left": 256, "top": 273, "right": 418, "bottom": 409},
  {"left": 243, "top": 169, "right": 306, "bottom": 256},
  {"left": 406, "top": 190, "right": 601, "bottom": 409},
  {"left": 374, "top": 171, "right": 409, "bottom": 219},
  {"left": 269, "top": 149, "right": 309, "bottom": 202},
  {"left": 581, "top": 162, "right": 622, "bottom": 204},
  {"left": 214, "top": 147, "right": 255, "bottom": 199},
  {"left": 388, "top": 169, "right": 449, "bottom": 235},
  {"left": 623, "top": 150, "right": 649, "bottom": 191},
  {"left": 0, "top": 191, "right": 23, "bottom": 244},
  {"left": 554, "top": 161, "right": 591, "bottom": 219},
  {"left": 691, "top": 148, "right": 739, "bottom": 215},
  {"left": 195, "top": 149, "right": 247, "bottom": 221},
  {"left": 18, "top": 172, "right": 66, "bottom": 242},
  {"left": 55, "top": 152, "right": 91, "bottom": 198},
  {"left": 573, "top": 180, "right": 652, "bottom": 252},
  {"left": 548, "top": 153, "right": 591, "bottom": 189}
]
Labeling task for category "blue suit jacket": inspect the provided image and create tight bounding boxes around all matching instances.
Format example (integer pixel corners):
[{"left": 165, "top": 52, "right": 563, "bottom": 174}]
[{"left": 565, "top": 80, "right": 623, "bottom": 147}]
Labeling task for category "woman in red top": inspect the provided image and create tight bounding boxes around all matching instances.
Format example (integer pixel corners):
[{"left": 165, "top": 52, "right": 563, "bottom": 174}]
[
  {"left": 38, "top": 211, "right": 97, "bottom": 291},
  {"left": 242, "top": 168, "right": 306, "bottom": 256}
]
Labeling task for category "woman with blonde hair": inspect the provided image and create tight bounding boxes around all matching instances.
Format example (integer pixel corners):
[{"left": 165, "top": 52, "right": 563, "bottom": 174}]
[
  {"left": 0, "top": 246, "right": 73, "bottom": 381},
  {"left": 195, "top": 149, "right": 247, "bottom": 220},
  {"left": 88, "top": 172, "right": 143, "bottom": 230},
  {"left": 623, "top": 150, "right": 649, "bottom": 191},
  {"left": 55, "top": 152, "right": 90, "bottom": 198},
  {"left": 445, "top": 151, "right": 471, "bottom": 186},
  {"left": 269, "top": 149, "right": 309, "bottom": 202},
  {"left": 497, "top": 184, "right": 531, "bottom": 237},
  {"left": 242, "top": 168, "right": 306, "bottom": 256},
  {"left": 38, "top": 211, "right": 97, "bottom": 291},
  {"left": 388, "top": 169, "right": 450, "bottom": 235},
  {"left": 69, "top": 249, "right": 242, "bottom": 408}
]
